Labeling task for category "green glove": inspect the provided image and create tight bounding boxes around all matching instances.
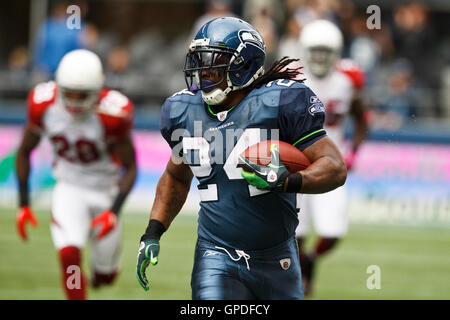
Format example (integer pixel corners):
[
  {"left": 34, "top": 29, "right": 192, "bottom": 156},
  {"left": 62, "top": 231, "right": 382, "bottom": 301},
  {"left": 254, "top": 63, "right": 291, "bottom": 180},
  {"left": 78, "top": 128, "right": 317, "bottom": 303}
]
[
  {"left": 136, "top": 238, "right": 160, "bottom": 291},
  {"left": 239, "top": 143, "right": 290, "bottom": 191}
]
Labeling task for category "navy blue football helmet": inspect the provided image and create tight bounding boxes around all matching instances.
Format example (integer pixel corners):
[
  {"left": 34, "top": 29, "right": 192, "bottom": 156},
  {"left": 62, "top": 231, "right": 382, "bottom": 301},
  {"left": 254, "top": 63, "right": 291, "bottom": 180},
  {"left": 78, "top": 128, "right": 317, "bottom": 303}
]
[{"left": 184, "top": 17, "right": 266, "bottom": 105}]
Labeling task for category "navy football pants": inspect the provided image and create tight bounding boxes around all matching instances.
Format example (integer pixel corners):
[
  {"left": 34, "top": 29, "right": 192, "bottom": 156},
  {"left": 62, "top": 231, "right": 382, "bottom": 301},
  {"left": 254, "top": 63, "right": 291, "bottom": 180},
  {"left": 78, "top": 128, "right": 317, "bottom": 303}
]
[{"left": 191, "top": 236, "right": 304, "bottom": 300}]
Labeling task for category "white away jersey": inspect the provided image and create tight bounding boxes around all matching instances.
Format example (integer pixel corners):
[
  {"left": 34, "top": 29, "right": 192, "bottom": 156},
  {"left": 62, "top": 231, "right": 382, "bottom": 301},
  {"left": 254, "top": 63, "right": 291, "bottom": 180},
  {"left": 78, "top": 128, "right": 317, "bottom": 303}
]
[
  {"left": 301, "top": 68, "right": 353, "bottom": 150},
  {"left": 300, "top": 59, "right": 366, "bottom": 150},
  {"left": 27, "top": 81, "right": 134, "bottom": 188}
]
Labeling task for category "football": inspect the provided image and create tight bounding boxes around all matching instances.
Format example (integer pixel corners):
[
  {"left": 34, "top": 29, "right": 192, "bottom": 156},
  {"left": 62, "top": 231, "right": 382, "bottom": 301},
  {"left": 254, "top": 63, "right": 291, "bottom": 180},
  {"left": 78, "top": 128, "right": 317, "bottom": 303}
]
[{"left": 240, "top": 140, "right": 311, "bottom": 173}]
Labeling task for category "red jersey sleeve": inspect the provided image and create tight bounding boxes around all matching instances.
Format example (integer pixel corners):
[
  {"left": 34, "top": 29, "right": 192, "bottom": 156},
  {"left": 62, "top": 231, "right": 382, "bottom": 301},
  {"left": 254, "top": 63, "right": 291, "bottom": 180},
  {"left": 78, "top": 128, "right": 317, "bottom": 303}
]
[
  {"left": 97, "top": 89, "right": 134, "bottom": 143},
  {"left": 337, "top": 59, "right": 366, "bottom": 90},
  {"left": 27, "top": 81, "right": 58, "bottom": 131}
]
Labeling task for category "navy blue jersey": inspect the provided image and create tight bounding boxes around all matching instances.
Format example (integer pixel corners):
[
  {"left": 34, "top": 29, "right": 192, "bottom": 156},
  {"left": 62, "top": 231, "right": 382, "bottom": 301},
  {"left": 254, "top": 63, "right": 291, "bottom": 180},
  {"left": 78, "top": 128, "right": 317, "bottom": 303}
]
[{"left": 160, "top": 80, "right": 326, "bottom": 250}]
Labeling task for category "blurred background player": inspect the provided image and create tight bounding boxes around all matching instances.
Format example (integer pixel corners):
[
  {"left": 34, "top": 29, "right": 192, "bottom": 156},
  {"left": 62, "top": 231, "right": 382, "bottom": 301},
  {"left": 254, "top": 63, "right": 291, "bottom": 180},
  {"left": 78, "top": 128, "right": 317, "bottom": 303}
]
[
  {"left": 31, "top": 1, "right": 86, "bottom": 82},
  {"left": 295, "top": 19, "right": 369, "bottom": 296},
  {"left": 15, "top": 49, "right": 137, "bottom": 300}
]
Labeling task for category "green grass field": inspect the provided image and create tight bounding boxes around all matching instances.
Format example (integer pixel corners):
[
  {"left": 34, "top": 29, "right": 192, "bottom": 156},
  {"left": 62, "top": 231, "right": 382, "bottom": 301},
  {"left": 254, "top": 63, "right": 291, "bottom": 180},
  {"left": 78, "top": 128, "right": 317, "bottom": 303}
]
[{"left": 1, "top": 207, "right": 449, "bottom": 300}]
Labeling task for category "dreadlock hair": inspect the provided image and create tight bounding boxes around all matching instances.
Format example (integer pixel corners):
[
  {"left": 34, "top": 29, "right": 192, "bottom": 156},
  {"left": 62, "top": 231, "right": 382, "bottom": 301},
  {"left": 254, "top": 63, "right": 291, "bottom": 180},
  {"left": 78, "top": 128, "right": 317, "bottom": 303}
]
[{"left": 250, "top": 56, "right": 304, "bottom": 90}]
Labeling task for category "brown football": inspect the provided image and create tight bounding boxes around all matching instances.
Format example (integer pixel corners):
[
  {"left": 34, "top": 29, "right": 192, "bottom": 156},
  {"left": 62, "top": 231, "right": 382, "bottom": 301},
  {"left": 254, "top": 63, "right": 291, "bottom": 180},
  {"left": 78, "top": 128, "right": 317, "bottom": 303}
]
[{"left": 240, "top": 140, "right": 311, "bottom": 173}]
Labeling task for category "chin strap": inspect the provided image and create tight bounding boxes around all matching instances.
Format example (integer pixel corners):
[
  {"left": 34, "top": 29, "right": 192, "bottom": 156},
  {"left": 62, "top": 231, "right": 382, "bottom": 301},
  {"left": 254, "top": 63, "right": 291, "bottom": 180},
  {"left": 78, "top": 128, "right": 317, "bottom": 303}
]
[
  {"left": 201, "top": 67, "right": 265, "bottom": 105},
  {"left": 201, "top": 86, "right": 231, "bottom": 105}
]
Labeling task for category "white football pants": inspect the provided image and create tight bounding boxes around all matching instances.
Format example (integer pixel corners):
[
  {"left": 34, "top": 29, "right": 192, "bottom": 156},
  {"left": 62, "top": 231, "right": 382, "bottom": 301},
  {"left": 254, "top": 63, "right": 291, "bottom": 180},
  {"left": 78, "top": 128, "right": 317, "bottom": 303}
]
[
  {"left": 50, "top": 181, "right": 121, "bottom": 273},
  {"left": 296, "top": 185, "right": 348, "bottom": 238}
]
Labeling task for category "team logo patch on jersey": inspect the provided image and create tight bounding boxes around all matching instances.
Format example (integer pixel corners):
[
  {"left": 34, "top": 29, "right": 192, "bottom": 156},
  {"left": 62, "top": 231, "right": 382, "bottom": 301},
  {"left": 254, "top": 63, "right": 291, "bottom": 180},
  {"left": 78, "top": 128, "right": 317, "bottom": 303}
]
[
  {"left": 310, "top": 96, "right": 321, "bottom": 104},
  {"left": 308, "top": 103, "right": 325, "bottom": 116},
  {"left": 217, "top": 111, "right": 228, "bottom": 121},
  {"left": 280, "top": 258, "right": 291, "bottom": 270}
]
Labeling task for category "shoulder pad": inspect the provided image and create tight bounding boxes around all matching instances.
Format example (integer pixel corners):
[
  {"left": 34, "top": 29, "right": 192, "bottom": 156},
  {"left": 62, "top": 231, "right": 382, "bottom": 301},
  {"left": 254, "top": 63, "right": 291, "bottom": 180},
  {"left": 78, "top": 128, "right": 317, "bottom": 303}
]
[
  {"left": 250, "top": 80, "right": 307, "bottom": 107},
  {"left": 27, "top": 81, "right": 58, "bottom": 129},
  {"left": 166, "top": 89, "right": 202, "bottom": 119},
  {"left": 337, "top": 59, "right": 366, "bottom": 89},
  {"left": 97, "top": 89, "right": 134, "bottom": 142},
  {"left": 160, "top": 89, "right": 202, "bottom": 149},
  {"left": 97, "top": 89, "right": 133, "bottom": 118},
  {"left": 168, "top": 88, "right": 201, "bottom": 102}
]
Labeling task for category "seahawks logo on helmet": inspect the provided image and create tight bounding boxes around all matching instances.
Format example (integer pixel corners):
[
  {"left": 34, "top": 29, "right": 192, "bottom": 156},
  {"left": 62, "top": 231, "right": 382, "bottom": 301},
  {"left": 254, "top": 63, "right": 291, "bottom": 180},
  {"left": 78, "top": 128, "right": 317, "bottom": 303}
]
[{"left": 238, "top": 30, "right": 265, "bottom": 52}]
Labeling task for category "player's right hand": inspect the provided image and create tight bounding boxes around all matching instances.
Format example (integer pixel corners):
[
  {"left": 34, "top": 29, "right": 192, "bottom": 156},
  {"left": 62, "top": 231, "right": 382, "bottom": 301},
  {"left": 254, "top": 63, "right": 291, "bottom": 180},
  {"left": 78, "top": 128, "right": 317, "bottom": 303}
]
[
  {"left": 136, "top": 237, "right": 160, "bottom": 291},
  {"left": 344, "top": 150, "right": 357, "bottom": 171},
  {"left": 239, "top": 143, "right": 290, "bottom": 191},
  {"left": 16, "top": 206, "right": 38, "bottom": 241},
  {"left": 90, "top": 210, "right": 117, "bottom": 240}
]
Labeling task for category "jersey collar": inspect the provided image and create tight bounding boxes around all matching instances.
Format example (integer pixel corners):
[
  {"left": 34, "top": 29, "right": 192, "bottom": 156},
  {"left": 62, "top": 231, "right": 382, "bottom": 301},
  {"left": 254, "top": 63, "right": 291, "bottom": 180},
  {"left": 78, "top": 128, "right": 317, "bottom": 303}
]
[{"left": 206, "top": 103, "right": 237, "bottom": 122}]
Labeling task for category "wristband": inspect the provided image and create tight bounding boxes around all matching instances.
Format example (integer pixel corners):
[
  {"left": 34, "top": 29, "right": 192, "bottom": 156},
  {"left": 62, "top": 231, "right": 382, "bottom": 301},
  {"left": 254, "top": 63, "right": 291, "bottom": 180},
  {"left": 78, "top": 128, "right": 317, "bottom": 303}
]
[
  {"left": 284, "top": 172, "right": 303, "bottom": 193},
  {"left": 141, "top": 219, "right": 166, "bottom": 241},
  {"left": 110, "top": 192, "right": 128, "bottom": 216},
  {"left": 19, "top": 182, "right": 29, "bottom": 207}
]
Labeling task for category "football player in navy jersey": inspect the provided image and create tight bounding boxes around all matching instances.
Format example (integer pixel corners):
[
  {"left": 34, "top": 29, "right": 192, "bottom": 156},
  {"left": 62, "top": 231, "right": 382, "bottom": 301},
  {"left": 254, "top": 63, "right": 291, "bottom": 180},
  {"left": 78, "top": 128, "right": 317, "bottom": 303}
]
[{"left": 136, "top": 17, "right": 346, "bottom": 300}]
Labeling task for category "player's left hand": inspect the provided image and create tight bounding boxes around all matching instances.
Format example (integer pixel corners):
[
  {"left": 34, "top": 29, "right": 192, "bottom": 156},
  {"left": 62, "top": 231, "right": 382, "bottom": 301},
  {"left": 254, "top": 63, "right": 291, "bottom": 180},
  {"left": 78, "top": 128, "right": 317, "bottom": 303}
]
[
  {"left": 91, "top": 210, "right": 117, "bottom": 240},
  {"left": 136, "top": 238, "right": 160, "bottom": 291},
  {"left": 239, "top": 143, "right": 290, "bottom": 191}
]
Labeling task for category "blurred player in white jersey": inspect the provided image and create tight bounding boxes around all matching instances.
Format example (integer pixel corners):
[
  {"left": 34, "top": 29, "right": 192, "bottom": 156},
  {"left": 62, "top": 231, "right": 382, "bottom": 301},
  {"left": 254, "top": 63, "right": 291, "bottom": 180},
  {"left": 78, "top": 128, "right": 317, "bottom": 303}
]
[
  {"left": 15, "top": 49, "right": 137, "bottom": 300},
  {"left": 295, "top": 20, "right": 369, "bottom": 296}
]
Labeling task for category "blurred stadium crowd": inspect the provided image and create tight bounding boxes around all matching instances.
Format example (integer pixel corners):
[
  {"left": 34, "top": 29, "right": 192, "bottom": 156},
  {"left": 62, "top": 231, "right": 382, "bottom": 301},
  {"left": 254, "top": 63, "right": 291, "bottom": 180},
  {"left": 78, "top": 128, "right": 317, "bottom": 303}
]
[{"left": 0, "top": 0, "right": 449, "bottom": 130}]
